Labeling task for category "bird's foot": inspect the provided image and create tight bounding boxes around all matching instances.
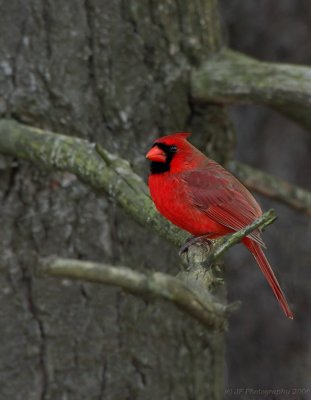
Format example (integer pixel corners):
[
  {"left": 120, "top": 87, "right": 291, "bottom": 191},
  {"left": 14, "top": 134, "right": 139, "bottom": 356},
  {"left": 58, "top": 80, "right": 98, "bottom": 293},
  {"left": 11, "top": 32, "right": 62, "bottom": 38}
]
[{"left": 179, "top": 234, "right": 212, "bottom": 256}]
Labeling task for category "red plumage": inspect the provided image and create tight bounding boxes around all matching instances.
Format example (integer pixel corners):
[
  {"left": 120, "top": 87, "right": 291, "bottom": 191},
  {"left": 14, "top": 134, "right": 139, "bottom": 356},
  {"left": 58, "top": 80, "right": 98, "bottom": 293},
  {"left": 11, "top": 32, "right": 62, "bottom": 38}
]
[{"left": 146, "top": 133, "right": 293, "bottom": 319}]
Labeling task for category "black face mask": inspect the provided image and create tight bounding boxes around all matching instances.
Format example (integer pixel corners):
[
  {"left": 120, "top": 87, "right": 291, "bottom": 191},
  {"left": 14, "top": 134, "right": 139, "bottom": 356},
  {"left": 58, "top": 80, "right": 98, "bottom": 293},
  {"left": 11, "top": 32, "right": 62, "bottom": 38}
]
[{"left": 149, "top": 143, "right": 177, "bottom": 174}]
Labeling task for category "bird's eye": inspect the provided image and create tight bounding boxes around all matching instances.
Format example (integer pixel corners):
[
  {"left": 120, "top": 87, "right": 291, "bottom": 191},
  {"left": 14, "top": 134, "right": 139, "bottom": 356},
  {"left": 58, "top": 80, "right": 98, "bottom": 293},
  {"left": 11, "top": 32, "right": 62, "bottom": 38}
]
[{"left": 170, "top": 145, "right": 177, "bottom": 153}]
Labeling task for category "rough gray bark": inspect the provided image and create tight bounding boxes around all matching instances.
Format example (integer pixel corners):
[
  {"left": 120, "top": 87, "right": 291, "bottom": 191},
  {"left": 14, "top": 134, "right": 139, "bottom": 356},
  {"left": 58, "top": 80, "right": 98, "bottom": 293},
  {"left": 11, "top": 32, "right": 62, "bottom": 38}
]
[{"left": 0, "top": 1, "right": 233, "bottom": 399}]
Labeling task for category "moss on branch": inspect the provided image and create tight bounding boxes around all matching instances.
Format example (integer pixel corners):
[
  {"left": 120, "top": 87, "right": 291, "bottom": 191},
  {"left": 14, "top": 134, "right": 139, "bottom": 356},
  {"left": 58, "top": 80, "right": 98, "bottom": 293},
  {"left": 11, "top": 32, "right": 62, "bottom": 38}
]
[
  {"left": 38, "top": 257, "right": 227, "bottom": 330},
  {"left": 36, "top": 213, "right": 276, "bottom": 329},
  {"left": 0, "top": 119, "right": 186, "bottom": 247},
  {"left": 191, "top": 49, "right": 311, "bottom": 131}
]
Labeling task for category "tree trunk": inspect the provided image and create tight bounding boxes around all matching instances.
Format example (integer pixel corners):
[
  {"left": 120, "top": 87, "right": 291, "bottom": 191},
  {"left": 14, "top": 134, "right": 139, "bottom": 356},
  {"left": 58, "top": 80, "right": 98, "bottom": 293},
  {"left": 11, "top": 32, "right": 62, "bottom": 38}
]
[{"left": 0, "top": 1, "right": 233, "bottom": 399}]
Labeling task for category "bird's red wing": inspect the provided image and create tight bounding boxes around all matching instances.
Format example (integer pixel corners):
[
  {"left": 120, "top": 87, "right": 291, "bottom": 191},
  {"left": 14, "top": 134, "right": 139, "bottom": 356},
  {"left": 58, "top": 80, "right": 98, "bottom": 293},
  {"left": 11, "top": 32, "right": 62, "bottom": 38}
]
[{"left": 181, "top": 163, "right": 265, "bottom": 247}]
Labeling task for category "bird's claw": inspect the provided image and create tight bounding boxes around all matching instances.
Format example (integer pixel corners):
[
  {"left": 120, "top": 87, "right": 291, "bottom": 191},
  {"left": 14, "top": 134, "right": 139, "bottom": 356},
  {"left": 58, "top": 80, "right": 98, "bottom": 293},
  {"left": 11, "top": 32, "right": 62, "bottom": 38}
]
[{"left": 179, "top": 234, "right": 212, "bottom": 256}]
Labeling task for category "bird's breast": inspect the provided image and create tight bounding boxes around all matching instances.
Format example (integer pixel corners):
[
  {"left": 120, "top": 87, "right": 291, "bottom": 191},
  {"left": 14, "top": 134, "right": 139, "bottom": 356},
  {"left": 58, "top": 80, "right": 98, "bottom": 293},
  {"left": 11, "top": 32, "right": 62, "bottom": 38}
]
[{"left": 148, "top": 173, "right": 229, "bottom": 237}]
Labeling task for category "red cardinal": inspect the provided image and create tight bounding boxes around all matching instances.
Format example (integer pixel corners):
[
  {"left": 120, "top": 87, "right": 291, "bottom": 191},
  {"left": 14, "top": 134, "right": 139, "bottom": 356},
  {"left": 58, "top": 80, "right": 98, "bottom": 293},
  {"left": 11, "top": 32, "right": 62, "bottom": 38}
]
[{"left": 146, "top": 133, "right": 293, "bottom": 319}]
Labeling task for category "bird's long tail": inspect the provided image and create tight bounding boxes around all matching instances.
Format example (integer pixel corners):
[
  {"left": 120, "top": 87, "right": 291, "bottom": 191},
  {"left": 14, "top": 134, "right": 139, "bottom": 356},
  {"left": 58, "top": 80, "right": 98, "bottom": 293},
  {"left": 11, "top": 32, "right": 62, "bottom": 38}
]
[{"left": 243, "top": 238, "right": 293, "bottom": 319}]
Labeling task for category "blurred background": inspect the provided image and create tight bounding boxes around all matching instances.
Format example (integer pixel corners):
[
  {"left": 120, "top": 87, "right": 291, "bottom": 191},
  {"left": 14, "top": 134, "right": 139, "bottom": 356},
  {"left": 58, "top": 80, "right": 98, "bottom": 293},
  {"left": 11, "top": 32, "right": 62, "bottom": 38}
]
[{"left": 219, "top": 0, "right": 311, "bottom": 391}]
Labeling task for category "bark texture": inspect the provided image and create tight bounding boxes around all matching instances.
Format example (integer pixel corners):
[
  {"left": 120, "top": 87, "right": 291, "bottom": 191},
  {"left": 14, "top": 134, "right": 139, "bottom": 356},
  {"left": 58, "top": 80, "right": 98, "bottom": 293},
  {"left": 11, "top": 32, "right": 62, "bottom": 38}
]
[{"left": 0, "top": 1, "right": 232, "bottom": 399}]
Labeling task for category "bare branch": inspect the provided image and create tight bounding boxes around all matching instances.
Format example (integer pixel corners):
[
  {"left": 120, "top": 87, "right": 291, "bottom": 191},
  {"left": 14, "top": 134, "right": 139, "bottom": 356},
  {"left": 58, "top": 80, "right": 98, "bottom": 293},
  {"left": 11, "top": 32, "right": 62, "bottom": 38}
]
[
  {"left": 0, "top": 119, "right": 186, "bottom": 247},
  {"left": 191, "top": 49, "right": 311, "bottom": 131},
  {"left": 36, "top": 212, "right": 275, "bottom": 329},
  {"left": 205, "top": 210, "right": 276, "bottom": 266},
  {"left": 37, "top": 257, "right": 227, "bottom": 330},
  {"left": 229, "top": 161, "right": 311, "bottom": 216}
]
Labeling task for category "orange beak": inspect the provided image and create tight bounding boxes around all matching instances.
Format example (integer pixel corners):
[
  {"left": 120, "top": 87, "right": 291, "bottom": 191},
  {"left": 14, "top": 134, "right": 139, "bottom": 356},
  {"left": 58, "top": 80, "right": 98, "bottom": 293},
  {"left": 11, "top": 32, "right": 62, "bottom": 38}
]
[{"left": 146, "top": 146, "right": 166, "bottom": 163}]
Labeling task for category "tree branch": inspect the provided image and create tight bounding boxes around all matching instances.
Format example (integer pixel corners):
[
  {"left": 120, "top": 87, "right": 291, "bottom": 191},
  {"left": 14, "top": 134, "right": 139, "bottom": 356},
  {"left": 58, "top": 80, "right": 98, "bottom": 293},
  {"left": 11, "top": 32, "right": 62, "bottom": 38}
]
[
  {"left": 0, "top": 119, "right": 280, "bottom": 328},
  {"left": 36, "top": 212, "right": 274, "bottom": 329},
  {"left": 205, "top": 210, "right": 276, "bottom": 266},
  {"left": 191, "top": 49, "right": 311, "bottom": 131},
  {"left": 0, "top": 119, "right": 186, "bottom": 247},
  {"left": 37, "top": 257, "right": 227, "bottom": 330},
  {"left": 229, "top": 161, "right": 311, "bottom": 216}
]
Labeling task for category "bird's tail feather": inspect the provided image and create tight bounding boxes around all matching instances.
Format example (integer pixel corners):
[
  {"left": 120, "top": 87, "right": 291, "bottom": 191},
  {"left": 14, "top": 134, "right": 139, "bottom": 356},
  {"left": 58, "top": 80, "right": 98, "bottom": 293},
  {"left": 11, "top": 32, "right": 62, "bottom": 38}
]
[{"left": 243, "top": 238, "right": 293, "bottom": 319}]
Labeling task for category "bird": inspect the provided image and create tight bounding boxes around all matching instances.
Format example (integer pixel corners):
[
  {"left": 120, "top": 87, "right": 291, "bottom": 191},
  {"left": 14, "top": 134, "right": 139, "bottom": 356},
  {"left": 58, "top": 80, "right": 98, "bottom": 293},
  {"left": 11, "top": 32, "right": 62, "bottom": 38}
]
[{"left": 146, "top": 132, "right": 293, "bottom": 319}]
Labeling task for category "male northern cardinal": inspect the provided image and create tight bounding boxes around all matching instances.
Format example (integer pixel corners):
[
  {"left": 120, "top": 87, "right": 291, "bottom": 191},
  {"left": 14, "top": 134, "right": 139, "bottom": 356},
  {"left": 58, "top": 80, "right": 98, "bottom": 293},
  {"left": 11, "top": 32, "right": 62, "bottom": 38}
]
[{"left": 146, "top": 133, "right": 293, "bottom": 319}]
